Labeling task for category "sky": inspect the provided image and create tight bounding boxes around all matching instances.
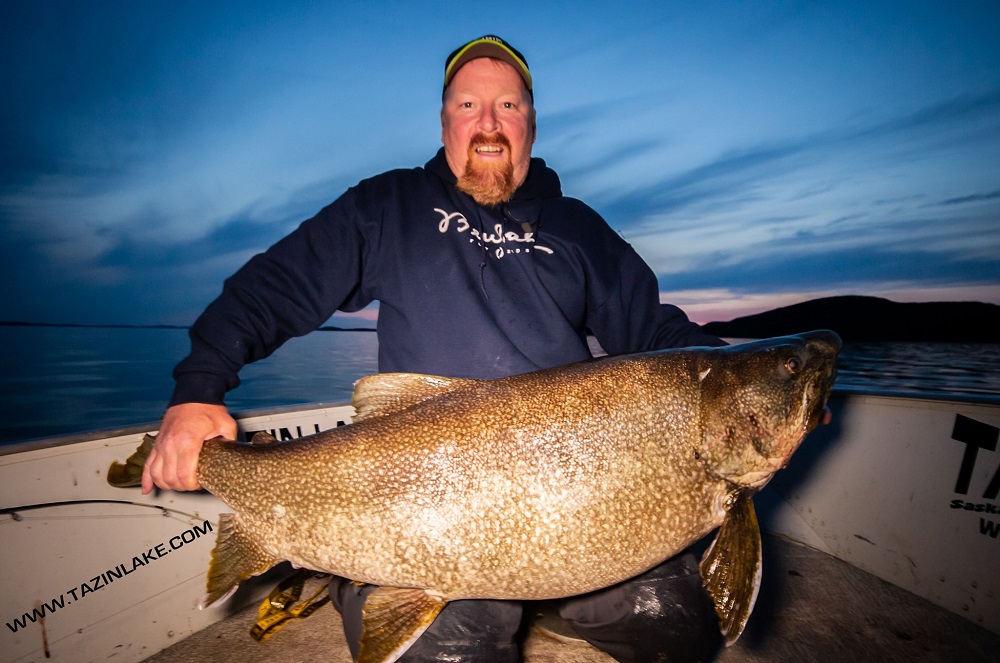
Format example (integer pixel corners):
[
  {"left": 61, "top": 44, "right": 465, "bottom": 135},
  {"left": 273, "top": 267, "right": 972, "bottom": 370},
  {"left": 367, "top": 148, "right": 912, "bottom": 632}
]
[{"left": 1, "top": 0, "right": 999, "bottom": 327}]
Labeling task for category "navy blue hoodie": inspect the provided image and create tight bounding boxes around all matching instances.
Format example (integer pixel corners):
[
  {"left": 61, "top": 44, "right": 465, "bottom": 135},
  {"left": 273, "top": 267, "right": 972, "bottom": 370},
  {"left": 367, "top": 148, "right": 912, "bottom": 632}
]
[{"left": 170, "top": 149, "right": 723, "bottom": 406}]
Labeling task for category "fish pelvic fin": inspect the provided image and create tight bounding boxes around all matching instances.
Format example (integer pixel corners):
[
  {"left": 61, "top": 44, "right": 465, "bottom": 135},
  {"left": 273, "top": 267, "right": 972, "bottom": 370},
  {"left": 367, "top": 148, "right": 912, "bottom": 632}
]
[
  {"left": 200, "top": 513, "right": 281, "bottom": 609},
  {"left": 699, "top": 491, "right": 762, "bottom": 646},
  {"left": 357, "top": 587, "right": 446, "bottom": 663},
  {"left": 352, "top": 373, "right": 480, "bottom": 422},
  {"left": 106, "top": 434, "right": 156, "bottom": 487}
]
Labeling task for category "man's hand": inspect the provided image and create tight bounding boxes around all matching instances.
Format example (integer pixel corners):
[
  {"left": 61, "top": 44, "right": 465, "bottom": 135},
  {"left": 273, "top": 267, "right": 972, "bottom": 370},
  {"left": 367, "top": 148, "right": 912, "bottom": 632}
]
[{"left": 141, "top": 402, "right": 237, "bottom": 494}]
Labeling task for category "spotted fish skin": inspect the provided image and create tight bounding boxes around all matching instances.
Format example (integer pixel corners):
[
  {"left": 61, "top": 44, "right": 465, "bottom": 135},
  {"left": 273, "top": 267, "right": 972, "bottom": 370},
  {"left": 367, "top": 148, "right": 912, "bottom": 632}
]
[
  {"left": 198, "top": 331, "right": 837, "bottom": 596},
  {"left": 109, "top": 330, "right": 840, "bottom": 659}
]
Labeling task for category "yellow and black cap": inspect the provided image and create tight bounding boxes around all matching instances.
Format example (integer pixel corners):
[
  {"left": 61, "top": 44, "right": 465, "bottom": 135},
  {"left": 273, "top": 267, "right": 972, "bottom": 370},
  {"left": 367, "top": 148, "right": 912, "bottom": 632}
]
[{"left": 444, "top": 35, "right": 532, "bottom": 98}]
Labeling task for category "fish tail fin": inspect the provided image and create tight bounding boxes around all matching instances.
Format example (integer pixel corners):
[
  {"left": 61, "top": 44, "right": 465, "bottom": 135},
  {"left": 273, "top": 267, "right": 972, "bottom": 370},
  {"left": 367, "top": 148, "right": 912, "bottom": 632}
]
[
  {"left": 357, "top": 587, "right": 446, "bottom": 663},
  {"left": 200, "top": 513, "right": 281, "bottom": 609},
  {"left": 106, "top": 434, "right": 157, "bottom": 487},
  {"left": 699, "top": 492, "right": 762, "bottom": 646}
]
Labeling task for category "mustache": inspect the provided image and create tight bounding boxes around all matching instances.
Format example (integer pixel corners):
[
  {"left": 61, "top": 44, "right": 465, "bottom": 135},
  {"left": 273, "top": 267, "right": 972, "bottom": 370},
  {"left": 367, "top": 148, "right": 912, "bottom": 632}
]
[{"left": 469, "top": 132, "right": 512, "bottom": 151}]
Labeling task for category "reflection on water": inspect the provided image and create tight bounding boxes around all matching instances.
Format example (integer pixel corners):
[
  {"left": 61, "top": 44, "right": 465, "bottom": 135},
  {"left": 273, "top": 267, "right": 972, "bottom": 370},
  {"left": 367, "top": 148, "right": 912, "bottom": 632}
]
[
  {"left": 0, "top": 326, "right": 997, "bottom": 444},
  {"left": 836, "top": 342, "right": 1000, "bottom": 396}
]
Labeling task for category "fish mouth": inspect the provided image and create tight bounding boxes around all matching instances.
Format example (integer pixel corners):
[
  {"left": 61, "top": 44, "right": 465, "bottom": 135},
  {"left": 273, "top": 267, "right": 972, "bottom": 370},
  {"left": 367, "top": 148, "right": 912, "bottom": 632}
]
[
  {"left": 802, "top": 381, "right": 826, "bottom": 433},
  {"left": 737, "top": 470, "right": 779, "bottom": 490}
]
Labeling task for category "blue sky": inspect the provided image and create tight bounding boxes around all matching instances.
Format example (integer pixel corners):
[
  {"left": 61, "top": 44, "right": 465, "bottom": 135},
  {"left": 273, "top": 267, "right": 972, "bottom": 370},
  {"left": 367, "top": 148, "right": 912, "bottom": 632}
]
[{"left": 2, "top": 0, "right": 998, "bottom": 327}]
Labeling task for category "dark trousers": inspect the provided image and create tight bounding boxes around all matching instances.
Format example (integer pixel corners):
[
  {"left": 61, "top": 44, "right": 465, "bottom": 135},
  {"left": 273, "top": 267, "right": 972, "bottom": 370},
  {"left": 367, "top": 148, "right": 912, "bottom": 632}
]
[{"left": 331, "top": 552, "right": 720, "bottom": 663}]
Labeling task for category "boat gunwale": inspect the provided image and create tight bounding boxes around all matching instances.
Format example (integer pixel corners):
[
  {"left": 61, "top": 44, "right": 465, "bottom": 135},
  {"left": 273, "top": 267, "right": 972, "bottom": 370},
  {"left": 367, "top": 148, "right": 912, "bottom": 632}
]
[{"left": 0, "top": 400, "right": 353, "bottom": 457}]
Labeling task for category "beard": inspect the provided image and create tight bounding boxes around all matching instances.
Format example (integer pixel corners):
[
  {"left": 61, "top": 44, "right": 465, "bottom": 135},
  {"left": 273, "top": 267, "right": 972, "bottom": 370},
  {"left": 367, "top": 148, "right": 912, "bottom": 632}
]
[{"left": 456, "top": 133, "right": 517, "bottom": 207}]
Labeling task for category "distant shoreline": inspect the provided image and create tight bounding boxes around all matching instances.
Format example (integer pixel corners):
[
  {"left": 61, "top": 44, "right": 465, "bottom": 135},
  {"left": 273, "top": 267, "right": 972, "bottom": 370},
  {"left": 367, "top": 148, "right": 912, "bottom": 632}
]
[
  {"left": 7, "top": 293, "right": 998, "bottom": 342},
  {"left": 0, "top": 321, "right": 377, "bottom": 332},
  {"left": 702, "top": 295, "right": 1000, "bottom": 343}
]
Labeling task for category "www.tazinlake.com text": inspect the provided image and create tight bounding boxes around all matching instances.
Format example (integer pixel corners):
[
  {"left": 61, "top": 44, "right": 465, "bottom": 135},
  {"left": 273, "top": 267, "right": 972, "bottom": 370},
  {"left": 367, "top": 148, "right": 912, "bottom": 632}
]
[{"left": 6, "top": 519, "right": 213, "bottom": 634}]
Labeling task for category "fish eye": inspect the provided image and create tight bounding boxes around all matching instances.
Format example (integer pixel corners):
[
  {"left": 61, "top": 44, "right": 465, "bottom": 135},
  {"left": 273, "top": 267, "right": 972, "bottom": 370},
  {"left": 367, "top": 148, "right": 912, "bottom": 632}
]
[{"left": 785, "top": 357, "right": 800, "bottom": 375}]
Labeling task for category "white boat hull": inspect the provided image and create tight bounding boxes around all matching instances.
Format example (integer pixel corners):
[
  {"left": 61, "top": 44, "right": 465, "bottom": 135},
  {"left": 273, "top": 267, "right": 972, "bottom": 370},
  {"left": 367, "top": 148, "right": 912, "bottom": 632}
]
[
  {"left": 758, "top": 389, "right": 1000, "bottom": 634},
  {"left": 1, "top": 403, "right": 355, "bottom": 663},
  {"left": 1, "top": 391, "right": 998, "bottom": 662}
]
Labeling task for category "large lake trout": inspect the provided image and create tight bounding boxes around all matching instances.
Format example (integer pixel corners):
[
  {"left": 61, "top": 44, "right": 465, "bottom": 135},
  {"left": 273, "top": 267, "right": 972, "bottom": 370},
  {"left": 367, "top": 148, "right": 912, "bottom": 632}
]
[{"left": 110, "top": 330, "right": 840, "bottom": 662}]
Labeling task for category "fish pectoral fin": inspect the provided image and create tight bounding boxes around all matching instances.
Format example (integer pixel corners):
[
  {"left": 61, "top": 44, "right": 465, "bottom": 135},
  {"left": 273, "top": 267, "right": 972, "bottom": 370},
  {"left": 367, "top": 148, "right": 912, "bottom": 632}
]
[
  {"left": 357, "top": 587, "right": 446, "bottom": 663},
  {"left": 352, "top": 373, "right": 480, "bottom": 422},
  {"left": 106, "top": 434, "right": 156, "bottom": 487},
  {"left": 200, "top": 513, "right": 281, "bottom": 609},
  {"left": 699, "top": 492, "right": 762, "bottom": 646}
]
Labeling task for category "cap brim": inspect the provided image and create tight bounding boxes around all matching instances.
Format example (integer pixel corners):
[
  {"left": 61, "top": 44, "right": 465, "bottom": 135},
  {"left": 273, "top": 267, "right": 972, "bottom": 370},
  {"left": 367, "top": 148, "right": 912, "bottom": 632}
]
[{"left": 444, "top": 39, "right": 532, "bottom": 91}]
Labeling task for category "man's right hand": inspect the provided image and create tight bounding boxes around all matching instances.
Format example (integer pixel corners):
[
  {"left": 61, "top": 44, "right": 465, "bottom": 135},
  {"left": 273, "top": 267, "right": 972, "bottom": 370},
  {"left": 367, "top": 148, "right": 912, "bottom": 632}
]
[{"left": 141, "top": 402, "right": 237, "bottom": 495}]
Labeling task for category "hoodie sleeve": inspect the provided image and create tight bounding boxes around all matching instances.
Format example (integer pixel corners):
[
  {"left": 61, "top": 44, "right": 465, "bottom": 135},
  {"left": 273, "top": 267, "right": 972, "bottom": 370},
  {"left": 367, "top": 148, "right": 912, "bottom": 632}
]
[
  {"left": 168, "top": 190, "right": 371, "bottom": 406},
  {"left": 586, "top": 244, "right": 726, "bottom": 354}
]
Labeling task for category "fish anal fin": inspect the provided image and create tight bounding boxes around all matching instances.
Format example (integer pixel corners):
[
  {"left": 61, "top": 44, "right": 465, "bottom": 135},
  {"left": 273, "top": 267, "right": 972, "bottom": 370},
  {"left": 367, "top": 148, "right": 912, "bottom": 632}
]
[
  {"left": 352, "top": 373, "right": 479, "bottom": 422},
  {"left": 107, "top": 434, "right": 157, "bottom": 487},
  {"left": 200, "top": 513, "right": 281, "bottom": 609},
  {"left": 699, "top": 492, "right": 762, "bottom": 646},
  {"left": 358, "top": 587, "right": 446, "bottom": 663}
]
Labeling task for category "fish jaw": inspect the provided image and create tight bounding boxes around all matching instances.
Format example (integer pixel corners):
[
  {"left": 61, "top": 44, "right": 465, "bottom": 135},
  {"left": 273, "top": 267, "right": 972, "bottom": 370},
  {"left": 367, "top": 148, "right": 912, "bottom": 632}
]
[{"left": 696, "top": 331, "right": 840, "bottom": 489}]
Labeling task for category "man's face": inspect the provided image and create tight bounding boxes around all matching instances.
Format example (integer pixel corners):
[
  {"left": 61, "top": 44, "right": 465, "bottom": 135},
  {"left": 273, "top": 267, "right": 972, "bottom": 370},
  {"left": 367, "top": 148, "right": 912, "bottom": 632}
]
[{"left": 441, "top": 58, "right": 536, "bottom": 206}]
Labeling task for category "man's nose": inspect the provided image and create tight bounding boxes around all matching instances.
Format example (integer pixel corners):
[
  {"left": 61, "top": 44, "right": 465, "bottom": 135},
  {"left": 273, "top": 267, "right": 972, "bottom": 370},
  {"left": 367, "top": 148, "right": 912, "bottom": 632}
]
[{"left": 477, "top": 106, "right": 498, "bottom": 132}]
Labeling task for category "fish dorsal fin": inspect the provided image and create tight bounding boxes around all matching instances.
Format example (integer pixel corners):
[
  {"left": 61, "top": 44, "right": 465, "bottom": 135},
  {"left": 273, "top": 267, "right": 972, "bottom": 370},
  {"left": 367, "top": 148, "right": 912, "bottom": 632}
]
[
  {"left": 199, "top": 513, "right": 282, "bottom": 609},
  {"left": 358, "top": 587, "right": 446, "bottom": 663},
  {"left": 352, "top": 373, "right": 480, "bottom": 422},
  {"left": 699, "top": 491, "right": 762, "bottom": 646}
]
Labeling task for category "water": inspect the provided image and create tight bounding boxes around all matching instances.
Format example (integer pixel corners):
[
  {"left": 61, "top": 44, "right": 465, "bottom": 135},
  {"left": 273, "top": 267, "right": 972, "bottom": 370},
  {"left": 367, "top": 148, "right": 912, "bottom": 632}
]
[
  {"left": 0, "top": 326, "right": 997, "bottom": 445},
  {"left": 834, "top": 341, "right": 1000, "bottom": 397},
  {"left": 0, "top": 326, "right": 378, "bottom": 444}
]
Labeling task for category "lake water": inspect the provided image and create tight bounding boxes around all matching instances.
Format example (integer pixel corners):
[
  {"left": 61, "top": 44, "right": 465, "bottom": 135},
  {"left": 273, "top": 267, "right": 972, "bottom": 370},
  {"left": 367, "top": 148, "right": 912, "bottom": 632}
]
[{"left": 0, "top": 326, "right": 997, "bottom": 445}]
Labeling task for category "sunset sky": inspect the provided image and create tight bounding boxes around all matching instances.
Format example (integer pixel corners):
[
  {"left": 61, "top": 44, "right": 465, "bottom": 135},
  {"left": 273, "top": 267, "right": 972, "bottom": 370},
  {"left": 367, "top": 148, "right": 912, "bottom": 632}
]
[{"left": 2, "top": 0, "right": 998, "bottom": 327}]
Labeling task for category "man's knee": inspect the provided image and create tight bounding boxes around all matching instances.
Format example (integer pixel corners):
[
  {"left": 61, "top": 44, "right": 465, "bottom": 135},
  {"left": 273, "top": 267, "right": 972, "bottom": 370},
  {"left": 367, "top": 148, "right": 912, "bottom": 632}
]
[
  {"left": 558, "top": 553, "right": 721, "bottom": 663},
  {"left": 330, "top": 577, "right": 522, "bottom": 662}
]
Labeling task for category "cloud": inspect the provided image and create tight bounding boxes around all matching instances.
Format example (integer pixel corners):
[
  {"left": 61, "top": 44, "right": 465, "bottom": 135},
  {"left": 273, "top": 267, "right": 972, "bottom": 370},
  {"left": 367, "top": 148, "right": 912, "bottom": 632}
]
[
  {"left": 933, "top": 189, "right": 1000, "bottom": 207},
  {"left": 855, "top": 88, "right": 1000, "bottom": 142},
  {"left": 591, "top": 140, "right": 810, "bottom": 227},
  {"left": 657, "top": 242, "right": 1000, "bottom": 295},
  {"left": 3, "top": 3, "right": 999, "bottom": 330},
  {"left": 563, "top": 88, "right": 1000, "bottom": 231},
  {"left": 547, "top": 87, "right": 1000, "bottom": 307}
]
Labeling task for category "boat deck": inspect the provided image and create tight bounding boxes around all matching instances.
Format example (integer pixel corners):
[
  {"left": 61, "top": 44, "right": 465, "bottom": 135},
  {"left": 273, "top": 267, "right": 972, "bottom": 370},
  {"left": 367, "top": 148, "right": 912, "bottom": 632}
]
[{"left": 144, "top": 535, "right": 999, "bottom": 662}]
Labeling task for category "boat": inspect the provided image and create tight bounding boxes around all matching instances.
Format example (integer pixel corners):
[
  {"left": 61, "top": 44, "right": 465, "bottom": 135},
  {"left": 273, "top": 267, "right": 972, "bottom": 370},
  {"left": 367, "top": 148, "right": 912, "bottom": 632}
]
[{"left": 2, "top": 388, "right": 999, "bottom": 662}]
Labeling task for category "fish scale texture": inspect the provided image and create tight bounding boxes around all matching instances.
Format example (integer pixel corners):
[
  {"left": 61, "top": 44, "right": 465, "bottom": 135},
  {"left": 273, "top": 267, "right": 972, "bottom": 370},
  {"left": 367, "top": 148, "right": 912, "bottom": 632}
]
[
  {"left": 198, "top": 354, "right": 716, "bottom": 599},
  {"left": 194, "top": 334, "right": 838, "bottom": 606}
]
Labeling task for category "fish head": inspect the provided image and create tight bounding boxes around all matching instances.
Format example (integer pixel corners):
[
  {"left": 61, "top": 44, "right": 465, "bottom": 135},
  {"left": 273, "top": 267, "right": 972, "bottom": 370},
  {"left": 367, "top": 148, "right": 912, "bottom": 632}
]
[{"left": 695, "top": 330, "right": 840, "bottom": 489}]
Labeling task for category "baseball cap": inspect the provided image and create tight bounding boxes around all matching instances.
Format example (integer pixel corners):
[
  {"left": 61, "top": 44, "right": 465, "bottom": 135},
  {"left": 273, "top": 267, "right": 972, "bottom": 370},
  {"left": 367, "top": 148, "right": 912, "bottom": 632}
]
[{"left": 443, "top": 35, "right": 532, "bottom": 97}]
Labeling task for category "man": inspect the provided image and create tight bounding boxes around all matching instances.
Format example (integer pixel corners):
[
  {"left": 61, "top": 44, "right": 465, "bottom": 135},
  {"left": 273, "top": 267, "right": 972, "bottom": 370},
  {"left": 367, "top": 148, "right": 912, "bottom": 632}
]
[{"left": 145, "top": 35, "right": 724, "bottom": 662}]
